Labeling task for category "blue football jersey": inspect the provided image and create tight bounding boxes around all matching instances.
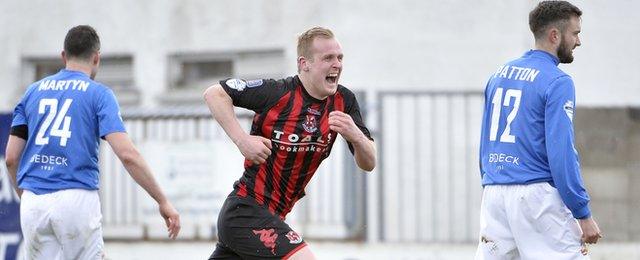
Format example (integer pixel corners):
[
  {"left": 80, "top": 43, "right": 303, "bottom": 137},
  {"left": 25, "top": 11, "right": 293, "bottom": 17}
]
[
  {"left": 479, "top": 50, "right": 590, "bottom": 219},
  {"left": 11, "top": 69, "right": 126, "bottom": 194}
]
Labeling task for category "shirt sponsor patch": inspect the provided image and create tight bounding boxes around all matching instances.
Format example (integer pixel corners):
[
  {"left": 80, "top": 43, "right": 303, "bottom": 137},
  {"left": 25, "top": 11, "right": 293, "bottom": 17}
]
[
  {"left": 226, "top": 79, "right": 247, "bottom": 91},
  {"left": 246, "top": 79, "right": 264, "bottom": 88},
  {"left": 563, "top": 100, "right": 574, "bottom": 122},
  {"left": 286, "top": 231, "right": 303, "bottom": 244},
  {"left": 307, "top": 108, "right": 321, "bottom": 116}
]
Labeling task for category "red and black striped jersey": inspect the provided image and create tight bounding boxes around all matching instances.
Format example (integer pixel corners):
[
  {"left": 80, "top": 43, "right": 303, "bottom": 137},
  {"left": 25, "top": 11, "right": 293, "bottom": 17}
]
[{"left": 220, "top": 76, "right": 372, "bottom": 219}]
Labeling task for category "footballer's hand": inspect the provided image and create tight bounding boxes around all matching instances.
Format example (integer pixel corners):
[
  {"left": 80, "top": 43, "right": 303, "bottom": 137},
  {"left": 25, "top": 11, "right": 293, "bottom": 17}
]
[
  {"left": 235, "top": 134, "right": 272, "bottom": 165},
  {"left": 578, "top": 217, "right": 602, "bottom": 244},
  {"left": 329, "top": 111, "right": 366, "bottom": 144},
  {"left": 159, "top": 201, "right": 181, "bottom": 239}
]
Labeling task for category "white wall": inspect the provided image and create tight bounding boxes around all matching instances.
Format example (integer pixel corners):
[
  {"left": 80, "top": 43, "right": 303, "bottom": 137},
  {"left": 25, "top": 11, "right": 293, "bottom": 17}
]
[{"left": 1, "top": 0, "right": 638, "bottom": 111}]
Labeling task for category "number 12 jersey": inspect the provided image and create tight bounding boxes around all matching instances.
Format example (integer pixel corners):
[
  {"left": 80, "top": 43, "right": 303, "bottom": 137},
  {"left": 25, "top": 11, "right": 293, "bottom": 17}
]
[{"left": 479, "top": 50, "right": 590, "bottom": 219}]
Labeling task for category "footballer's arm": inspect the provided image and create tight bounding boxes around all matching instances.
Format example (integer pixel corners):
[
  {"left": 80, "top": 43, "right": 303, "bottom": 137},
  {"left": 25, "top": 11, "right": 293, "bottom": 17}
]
[
  {"left": 352, "top": 136, "right": 376, "bottom": 172},
  {"left": 105, "top": 132, "right": 181, "bottom": 239},
  {"left": 203, "top": 84, "right": 272, "bottom": 165},
  {"left": 328, "top": 111, "right": 376, "bottom": 171},
  {"left": 5, "top": 134, "right": 26, "bottom": 197}
]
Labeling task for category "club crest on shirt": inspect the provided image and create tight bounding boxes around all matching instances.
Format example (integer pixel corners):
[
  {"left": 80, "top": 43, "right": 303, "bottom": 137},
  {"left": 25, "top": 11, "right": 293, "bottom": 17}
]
[
  {"left": 226, "top": 79, "right": 247, "bottom": 91},
  {"left": 286, "top": 231, "right": 303, "bottom": 244},
  {"left": 563, "top": 100, "right": 574, "bottom": 122},
  {"left": 302, "top": 115, "right": 318, "bottom": 133}
]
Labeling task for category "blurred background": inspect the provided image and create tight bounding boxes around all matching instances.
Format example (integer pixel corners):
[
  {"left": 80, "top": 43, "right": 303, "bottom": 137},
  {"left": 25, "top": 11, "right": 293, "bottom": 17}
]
[{"left": 1, "top": 0, "right": 639, "bottom": 259}]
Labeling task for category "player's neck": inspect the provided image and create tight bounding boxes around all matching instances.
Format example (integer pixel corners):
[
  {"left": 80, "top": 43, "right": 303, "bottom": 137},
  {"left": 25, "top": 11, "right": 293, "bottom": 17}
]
[
  {"left": 65, "top": 60, "right": 93, "bottom": 78},
  {"left": 297, "top": 73, "right": 327, "bottom": 100},
  {"left": 534, "top": 42, "right": 559, "bottom": 60}
]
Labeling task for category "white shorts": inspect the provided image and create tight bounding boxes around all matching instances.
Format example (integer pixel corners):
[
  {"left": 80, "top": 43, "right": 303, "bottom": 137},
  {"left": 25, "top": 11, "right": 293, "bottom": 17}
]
[
  {"left": 475, "top": 182, "right": 587, "bottom": 260},
  {"left": 20, "top": 189, "right": 104, "bottom": 260}
]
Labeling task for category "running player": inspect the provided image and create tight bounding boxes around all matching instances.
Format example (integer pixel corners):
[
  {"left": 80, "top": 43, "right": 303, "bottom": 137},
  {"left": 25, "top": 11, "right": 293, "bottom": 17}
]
[
  {"left": 476, "top": 1, "right": 601, "bottom": 259},
  {"left": 203, "top": 26, "right": 376, "bottom": 259},
  {"left": 5, "top": 25, "right": 181, "bottom": 259}
]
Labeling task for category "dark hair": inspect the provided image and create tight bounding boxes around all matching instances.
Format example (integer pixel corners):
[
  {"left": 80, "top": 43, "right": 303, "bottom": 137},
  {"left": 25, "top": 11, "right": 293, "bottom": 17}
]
[
  {"left": 529, "top": 1, "right": 582, "bottom": 40},
  {"left": 64, "top": 25, "right": 100, "bottom": 60}
]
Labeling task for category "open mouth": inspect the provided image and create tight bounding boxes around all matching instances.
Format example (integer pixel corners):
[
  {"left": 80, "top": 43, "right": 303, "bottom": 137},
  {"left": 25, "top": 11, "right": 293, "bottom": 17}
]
[{"left": 326, "top": 73, "right": 339, "bottom": 84}]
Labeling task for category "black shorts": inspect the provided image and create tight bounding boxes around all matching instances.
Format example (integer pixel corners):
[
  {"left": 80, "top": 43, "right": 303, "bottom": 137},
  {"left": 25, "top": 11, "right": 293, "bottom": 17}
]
[{"left": 209, "top": 194, "right": 307, "bottom": 260}]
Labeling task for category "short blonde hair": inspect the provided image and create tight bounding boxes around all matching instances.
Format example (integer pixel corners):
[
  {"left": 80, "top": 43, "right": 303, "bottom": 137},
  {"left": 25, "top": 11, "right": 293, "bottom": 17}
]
[{"left": 297, "top": 27, "right": 334, "bottom": 60}]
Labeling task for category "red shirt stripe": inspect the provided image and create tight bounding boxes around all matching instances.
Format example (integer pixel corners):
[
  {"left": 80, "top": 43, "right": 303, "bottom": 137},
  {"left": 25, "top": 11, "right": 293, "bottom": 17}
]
[{"left": 268, "top": 88, "right": 304, "bottom": 213}]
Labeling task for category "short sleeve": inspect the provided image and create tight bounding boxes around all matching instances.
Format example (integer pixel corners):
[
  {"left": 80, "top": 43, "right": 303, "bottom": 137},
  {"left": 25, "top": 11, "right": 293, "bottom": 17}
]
[
  {"left": 96, "top": 88, "right": 126, "bottom": 138},
  {"left": 220, "top": 78, "right": 287, "bottom": 113},
  {"left": 11, "top": 96, "right": 27, "bottom": 127},
  {"left": 343, "top": 90, "right": 373, "bottom": 154},
  {"left": 345, "top": 92, "right": 373, "bottom": 141}
]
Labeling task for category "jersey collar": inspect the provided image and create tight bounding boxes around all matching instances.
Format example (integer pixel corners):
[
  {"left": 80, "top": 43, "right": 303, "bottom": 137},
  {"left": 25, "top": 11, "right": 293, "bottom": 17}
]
[
  {"left": 60, "top": 69, "right": 90, "bottom": 78},
  {"left": 294, "top": 75, "right": 326, "bottom": 103},
  {"left": 525, "top": 49, "right": 560, "bottom": 66}
]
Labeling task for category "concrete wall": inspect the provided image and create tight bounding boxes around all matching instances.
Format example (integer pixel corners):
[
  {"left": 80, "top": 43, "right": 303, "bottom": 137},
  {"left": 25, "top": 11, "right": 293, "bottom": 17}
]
[
  {"left": 1, "top": 0, "right": 639, "bottom": 110},
  {"left": 576, "top": 108, "right": 640, "bottom": 241}
]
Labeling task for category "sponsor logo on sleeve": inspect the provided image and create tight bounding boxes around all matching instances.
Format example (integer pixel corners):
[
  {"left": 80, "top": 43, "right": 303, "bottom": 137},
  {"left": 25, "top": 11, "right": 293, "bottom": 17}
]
[
  {"left": 246, "top": 79, "right": 264, "bottom": 88},
  {"left": 226, "top": 79, "right": 247, "bottom": 91},
  {"left": 563, "top": 100, "right": 574, "bottom": 122}
]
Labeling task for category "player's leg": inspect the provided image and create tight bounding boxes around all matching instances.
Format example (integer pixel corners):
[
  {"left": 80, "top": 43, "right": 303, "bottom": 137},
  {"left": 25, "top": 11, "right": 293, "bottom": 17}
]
[
  {"left": 475, "top": 185, "right": 519, "bottom": 260},
  {"left": 52, "top": 189, "right": 105, "bottom": 260},
  {"left": 283, "top": 244, "right": 316, "bottom": 260},
  {"left": 20, "top": 190, "right": 63, "bottom": 260},
  {"left": 510, "top": 182, "right": 586, "bottom": 259}
]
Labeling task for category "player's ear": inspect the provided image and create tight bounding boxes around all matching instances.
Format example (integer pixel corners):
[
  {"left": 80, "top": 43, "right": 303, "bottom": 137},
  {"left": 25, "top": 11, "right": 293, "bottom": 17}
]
[
  {"left": 61, "top": 51, "right": 67, "bottom": 65},
  {"left": 549, "top": 27, "right": 560, "bottom": 45},
  {"left": 92, "top": 51, "right": 100, "bottom": 66},
  {"left": 298, "top": 56, "right": 310, "bottom": 72}
]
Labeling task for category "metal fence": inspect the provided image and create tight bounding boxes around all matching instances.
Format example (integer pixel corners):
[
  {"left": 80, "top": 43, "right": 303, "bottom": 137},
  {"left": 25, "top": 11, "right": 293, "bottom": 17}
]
[
  {"left": 370, "top": 91, "right": 484, "bottom": 243},
  {"left": 99, "top": 91, "right": 485, "bottom": 243},
  {"left": 99, "top": 106, "right": 362, "bottom": 240}
]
